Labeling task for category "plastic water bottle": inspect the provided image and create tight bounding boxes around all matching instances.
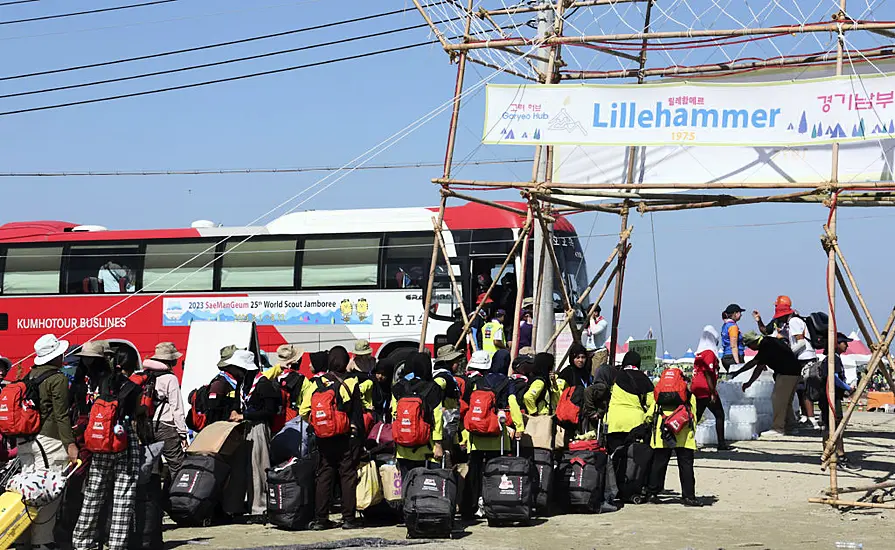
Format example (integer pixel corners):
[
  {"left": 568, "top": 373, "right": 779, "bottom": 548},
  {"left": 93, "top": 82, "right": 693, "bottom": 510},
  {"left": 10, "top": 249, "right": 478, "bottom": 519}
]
[
  {"left": 835, "top": 542, "right": 864, "bottom": 549},
  {"left": 113, "top": 424, "right": 124, "bottom": 436}
]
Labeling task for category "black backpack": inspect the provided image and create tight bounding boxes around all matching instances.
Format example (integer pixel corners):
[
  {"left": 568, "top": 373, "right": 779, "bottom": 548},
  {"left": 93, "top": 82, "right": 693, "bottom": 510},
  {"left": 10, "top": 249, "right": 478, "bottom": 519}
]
[{"left": 803, "top": 312, "right": 830, "bottom": 350}]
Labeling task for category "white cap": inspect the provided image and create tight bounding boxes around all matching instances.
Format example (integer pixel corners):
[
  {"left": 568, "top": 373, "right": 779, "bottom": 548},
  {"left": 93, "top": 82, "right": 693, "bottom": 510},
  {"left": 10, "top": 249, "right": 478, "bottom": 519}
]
[
  {"left": 33, "top": 334, "right": 69, "bottom": 366},
  {"left": 468, "top": 350, "right": 491, "bottom": 371},
  {"left": 224, "top": 349, "right": 259, "bottom": 371}
]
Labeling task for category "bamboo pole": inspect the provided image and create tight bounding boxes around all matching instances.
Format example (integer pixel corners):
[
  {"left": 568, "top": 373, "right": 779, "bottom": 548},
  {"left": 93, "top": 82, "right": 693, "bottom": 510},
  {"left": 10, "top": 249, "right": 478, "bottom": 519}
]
[
  {"left": 826, "top": 202, "right": 839, "bottom": 495},
  {"left": 420, "top": 197, "right": 449, "bottom": 352},
  {"left": 466, "top": 56, "right": 539, "bottom": 82},
  {"left": 443, "top": 22, "right": 895, "bottom": 51},
  {"left": 452, "top": 220, "right": 532, "bottom": 349},
  {"left": 536, "top": 208, "right": 576, "bottom": 327},
  {"left": 637, "top": 190, "right": 822, "bottom": 212},
  {"left": 432, "top": 177, "right": 895, "bottom": 190},
  {"left": 410, "top": 0, "right": 451, "bottom": 50},
  {"left": 548, "top": 242, "right": 630, "bottom": 349},
  {"left": 556, "top": 263, "right": 622, "bottom": 369},
  {"left": 483, "top": 0, "right": 645, "bottom": 17},
  {"left": 609, "top": 205, "right": 631, "bottom": 368},
  {"left": 433, "top": 216, "right": 469, "bottom": 348},
  {"left": 563, "top": 47, "right": 895, "bottom": 80},
  {"left": 808, "top": 497, "right": 895, "bottom": 510},
  {"left": 511, "top": 206, "right": 533, "bottom": 360},
  {"left": 530, "top": 192, "right": 623, "bottom": 214},
  {"left": 824, "top": 480, "right": 895, "bottom": 495},
  {"left": 443, "top": 190, "right": 533, "bottom": 218},
  {"left": 821, "top": 305, "right": 895, "bottom": 466}
]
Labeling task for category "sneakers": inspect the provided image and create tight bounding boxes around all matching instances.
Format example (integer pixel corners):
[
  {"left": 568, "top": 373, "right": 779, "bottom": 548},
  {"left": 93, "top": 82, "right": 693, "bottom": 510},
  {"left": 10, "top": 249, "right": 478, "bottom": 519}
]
[
  {"left": 760, "top": 429, "right": 786, "bottom": 439},
  {"left": 309, "top": 519, "right": 338, "bottom": 531},
  {"left": 600, "top": 501, "right": 619, "bottom": 513},
  {"left": 342, "top": 518, "right": 364, "bottom": 530},
  {"left": 799, "top": 415, "right": 809, "bottom": 424},
  {"left": 809, "top": 417, "right": 822, "bottom": 430},
  {"left": 681, "top": 497, "right": 704, "bottom": 507}
]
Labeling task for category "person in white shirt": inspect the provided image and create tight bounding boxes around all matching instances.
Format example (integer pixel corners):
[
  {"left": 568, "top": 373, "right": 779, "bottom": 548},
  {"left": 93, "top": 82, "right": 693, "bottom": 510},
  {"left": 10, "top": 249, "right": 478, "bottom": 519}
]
[
  {"left": 771, "top": 298, "right": 820, "bottom": 430},
  {"left": 584, "top": 305, "right": 610, "bottom": 375}
]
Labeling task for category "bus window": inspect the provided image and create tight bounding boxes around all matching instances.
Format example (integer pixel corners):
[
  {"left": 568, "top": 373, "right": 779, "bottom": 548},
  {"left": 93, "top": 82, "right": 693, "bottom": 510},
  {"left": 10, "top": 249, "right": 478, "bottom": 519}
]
[
  {"left": 301, "top": 236, "right": 379, "bottom": 289},
  {"left": 2, "top": 247, "right": 62, "bottom": 295},
  {"left": 65, "top": 245, "right": 140, "bottom": 294},
  {"left": 143, "top": 242, "right": 215, "bottom": 292},
  {"left": 221, "top": 239, "right": 296, "bottom": 289},
  {"left": 382, "top": 235, "right": 432, "bottom": 289}
]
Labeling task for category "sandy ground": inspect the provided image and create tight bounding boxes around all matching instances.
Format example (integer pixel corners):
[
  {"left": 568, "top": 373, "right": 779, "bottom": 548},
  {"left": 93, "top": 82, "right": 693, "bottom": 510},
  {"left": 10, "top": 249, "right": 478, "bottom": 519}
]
[{"left": 166, "top": 412, "right": 895, "bottom": 550}]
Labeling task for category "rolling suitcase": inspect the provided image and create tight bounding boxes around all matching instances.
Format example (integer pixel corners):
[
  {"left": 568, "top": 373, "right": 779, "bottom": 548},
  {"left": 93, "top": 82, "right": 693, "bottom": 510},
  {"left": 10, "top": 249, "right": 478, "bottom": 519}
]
[
  {"left": 169, "top": 454, "right": 230, "bottom": 527},
  {"left": 614, "top": 441, "right": 652, "bottom": 504},
  {"left": 556, "top": 440, "right": 608, "bottom": 513},
  {"left": 403, "top": 460, "right": 457, "bottom": 539},
  {"left": 531, "top": 448, "right": 554, "bottom": 513},
  {"left": 482, "top": 431, "right": 536, "bottom": 526},
  {"left": 267, "top": 453, "right": 317, "bottom": 530},
  {"left": 0, "top": 460, "right": 80, "bottom": 550}
]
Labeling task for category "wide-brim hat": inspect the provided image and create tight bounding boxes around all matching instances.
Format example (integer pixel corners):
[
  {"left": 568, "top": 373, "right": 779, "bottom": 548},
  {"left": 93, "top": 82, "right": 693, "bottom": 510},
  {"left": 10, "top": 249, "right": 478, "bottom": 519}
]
[
  {"left": 773, "top": 304, "right": 795, "bottom": 319},
  {"left": 277, "top": 344, "right": 304, "bottom": 365},
  {"left": 468, "top": 350, "right": 491, "bottom": 370},
  {"left": 353, "top": 339, "right": 373, "bottom": 356},
  {"left": 34, "top": 334, "right": 69, "bottom": 366},
  {"left": 75, "top": 340, "right": 107, "bottom": 358},
  {"left": 435, "top": 345, "right": 463, "bottom": 363},
  {"left": 151, "top": 342, "right": 182, "bottom": 362},
  {"left": 224, "top": 349, "right": 259, "bottom": 371},
  {"left": 218, "top": 345, "right": 240, "bottom": 368}
]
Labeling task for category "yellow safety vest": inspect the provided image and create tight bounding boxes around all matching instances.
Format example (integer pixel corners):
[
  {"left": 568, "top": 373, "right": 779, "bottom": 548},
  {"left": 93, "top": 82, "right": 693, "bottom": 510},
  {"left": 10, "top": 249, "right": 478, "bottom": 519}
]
[{"left": 482, "top": 320, "right": 504, "bottom": 355}]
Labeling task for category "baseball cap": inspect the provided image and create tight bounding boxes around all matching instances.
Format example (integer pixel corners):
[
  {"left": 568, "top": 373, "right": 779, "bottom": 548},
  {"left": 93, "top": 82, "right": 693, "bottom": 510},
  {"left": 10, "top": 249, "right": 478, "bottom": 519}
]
[{"left": 724, "top": 303, "right": 746, "bottom": 316}]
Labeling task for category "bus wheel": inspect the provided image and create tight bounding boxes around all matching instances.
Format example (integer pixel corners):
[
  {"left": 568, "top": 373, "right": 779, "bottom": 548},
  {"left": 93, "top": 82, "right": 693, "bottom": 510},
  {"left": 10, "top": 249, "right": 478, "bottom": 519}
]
[{"left": 384, "top": 347, "right": 417, "bottom": 383}]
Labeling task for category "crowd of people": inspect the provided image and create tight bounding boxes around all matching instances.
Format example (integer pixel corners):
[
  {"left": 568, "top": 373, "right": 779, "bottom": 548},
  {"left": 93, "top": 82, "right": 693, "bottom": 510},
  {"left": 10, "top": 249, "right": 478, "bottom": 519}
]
[{"left": 0, "top": 292, "right": 860, "bottom": 548}]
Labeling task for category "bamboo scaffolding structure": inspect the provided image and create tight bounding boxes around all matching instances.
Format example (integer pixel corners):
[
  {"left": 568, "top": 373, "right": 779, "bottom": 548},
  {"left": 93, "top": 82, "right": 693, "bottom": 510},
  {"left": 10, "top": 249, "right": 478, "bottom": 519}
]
[
  {"left": 511, "top": 206, "right": 534, "bottom": 360},
  {"left": 635, "top": 190, "right": 824, "bottom": 212},
  {"left": 535, "top": 207, "right": 576, "bottom": 329},
  {"left": 808, "top": 497, "right": 895, "bottom": 510},
  {"left": 410, "top": 0, "right": 451, "bottom": 50},
  {"left": 824, "top": 480, "right": 895, "bottom": 495},
  {"left": 531, "top": 228, "right": 548, "bottom": 348},
  {"left": 452, "top": 220, "right": 531, "bottom": 350},
  {"left": 563, "top": 47, "right": 895, "bottom": 80},
  {"left": 529, "top": 191, "right": 623, "bottom": 214},
  {"left": 826, "top": 205, "right": 840, "bottom": 494},
  {"left": 443, "top": 189, "right": 532, "bottom": 218},
  {"left": 821, "top": 305, "right": 895, "bottom": 466},
  {"left": 443, "top": 22, "right": 895, "bottom": 51},
  {"left": 466, "top": 56, "right": 539, "bottom": 82},
  {"left": 420, "top": 196, "right": 449, "bottom": 352}
]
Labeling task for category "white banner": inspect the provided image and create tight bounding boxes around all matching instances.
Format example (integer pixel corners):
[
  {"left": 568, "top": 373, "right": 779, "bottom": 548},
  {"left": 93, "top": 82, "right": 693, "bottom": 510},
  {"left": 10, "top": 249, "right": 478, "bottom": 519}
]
[{"left": 484, "top": 73, "right": 895, "bottom": 147}]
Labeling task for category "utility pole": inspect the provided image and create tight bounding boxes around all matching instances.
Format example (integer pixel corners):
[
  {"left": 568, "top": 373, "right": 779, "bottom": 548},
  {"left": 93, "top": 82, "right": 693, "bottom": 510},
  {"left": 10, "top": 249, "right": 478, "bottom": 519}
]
[{"left": 533, "top": 2, "right": 556, "bottom": 354}]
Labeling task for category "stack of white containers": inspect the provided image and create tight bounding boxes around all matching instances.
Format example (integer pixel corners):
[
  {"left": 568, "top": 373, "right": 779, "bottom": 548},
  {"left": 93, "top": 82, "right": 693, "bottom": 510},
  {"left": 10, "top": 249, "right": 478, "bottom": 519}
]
[{"left": 695, "top": 370, "right": 780, "bottom": 446}]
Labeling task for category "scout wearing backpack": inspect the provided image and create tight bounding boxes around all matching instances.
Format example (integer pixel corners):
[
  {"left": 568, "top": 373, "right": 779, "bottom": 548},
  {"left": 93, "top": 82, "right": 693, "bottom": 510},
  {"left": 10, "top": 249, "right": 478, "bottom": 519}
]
[
  {"left": 72, "top": 340, "right": 143, "bottom": 550},
  {"left": 645, "top": 365, "right": 702, "bottom": 507},
  {"left": 0, "top": 334, "right": 78, "bottom": 548},
  {"left": 138, "top": 349, "right": 187, "bottom": 482},
  {"left": 299, "top": 346, "right": 365, "bottom": 531},
  {"left": 605, "top": 351, "right": 655, "bottom": 454},
  {"left": 267, "top": 345, "right": 306, "bottom": 434},
  {"left": 391, "top": 352, "right": 445, "bottom": 481},
  {"left": 554, "top": 343, "right": 592, "bottom": 433},
  {"left": 458, "top": 350, "right": 525, "bottom": 520}
]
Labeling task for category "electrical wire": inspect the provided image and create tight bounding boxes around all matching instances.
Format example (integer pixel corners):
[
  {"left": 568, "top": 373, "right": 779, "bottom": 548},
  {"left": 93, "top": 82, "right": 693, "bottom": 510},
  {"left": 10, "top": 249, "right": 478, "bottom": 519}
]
[
  {"left": 0, "top": 20, "right": 459, "bottom": 100},
  {"left": 0, "top": 40, "right": 444, "bottom": 117},
  {"left": 0, "top": 2, "right": 449, "bottom": 82},
  {"left": 0, "top": 0, "right": 39, "bottom": 6},
  {"left": 0, "top": 0, "right": 175, "bottom": 26},
  {"left": 0, "top": 158, "right": 530, "bottom": 177}
]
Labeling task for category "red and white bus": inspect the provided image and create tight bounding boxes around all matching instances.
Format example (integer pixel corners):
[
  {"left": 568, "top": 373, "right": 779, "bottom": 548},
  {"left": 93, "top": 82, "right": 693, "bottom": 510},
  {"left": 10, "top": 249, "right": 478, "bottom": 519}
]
[{"left": 0, "top": 201, "right": 589, "bottom": 377}]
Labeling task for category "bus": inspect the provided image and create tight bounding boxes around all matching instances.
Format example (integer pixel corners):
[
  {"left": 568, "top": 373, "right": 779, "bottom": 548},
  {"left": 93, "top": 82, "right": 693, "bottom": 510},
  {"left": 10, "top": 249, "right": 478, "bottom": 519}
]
[{"left": 0, "top": 201, "right": 590, "bottom": 377}]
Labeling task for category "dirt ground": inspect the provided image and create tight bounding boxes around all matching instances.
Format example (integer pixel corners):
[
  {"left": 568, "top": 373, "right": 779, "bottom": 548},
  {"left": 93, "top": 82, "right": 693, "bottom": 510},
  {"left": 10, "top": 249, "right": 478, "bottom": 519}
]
[{"left": 166, "top": 412, "right": 895, "bottom": 550}]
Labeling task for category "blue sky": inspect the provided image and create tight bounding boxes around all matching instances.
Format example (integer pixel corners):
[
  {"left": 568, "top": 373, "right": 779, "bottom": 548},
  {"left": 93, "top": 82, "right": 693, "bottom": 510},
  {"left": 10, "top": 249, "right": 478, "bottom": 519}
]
[{"left": 1, "top": 0, "right": 893, "bottom": 354}]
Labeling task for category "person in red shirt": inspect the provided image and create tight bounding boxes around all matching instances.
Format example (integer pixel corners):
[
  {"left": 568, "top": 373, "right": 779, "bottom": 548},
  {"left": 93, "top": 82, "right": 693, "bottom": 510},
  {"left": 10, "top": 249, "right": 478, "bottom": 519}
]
[{"left": 691, "top": 325, "right": 730, "bottom": 450}]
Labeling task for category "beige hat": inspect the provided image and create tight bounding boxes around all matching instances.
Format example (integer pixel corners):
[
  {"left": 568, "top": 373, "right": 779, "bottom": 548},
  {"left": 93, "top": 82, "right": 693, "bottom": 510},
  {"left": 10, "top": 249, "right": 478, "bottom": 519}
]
[
  {"left": 522, "top": 297, "right": 534, "bottom": 309},
  {"left": 218, "top": 345, "right": 240, "bottom": 368},
  {"left": 151, "top": 342, "right": 182, "bottom": 362},
  {"left": 76, "top": 340, "right": 109, "bottom": 358},
  {"left": 277, "top": 344, "right": 304, "bottom": 365},
  {"left": 518, "top": 346, "right": 535, "bottom": 356},
  {"left": 353, "top": 339, "right": 373, "bottom": 356},
  {"left": 435, "top": 345, "right": 463, "bottom": 363}
]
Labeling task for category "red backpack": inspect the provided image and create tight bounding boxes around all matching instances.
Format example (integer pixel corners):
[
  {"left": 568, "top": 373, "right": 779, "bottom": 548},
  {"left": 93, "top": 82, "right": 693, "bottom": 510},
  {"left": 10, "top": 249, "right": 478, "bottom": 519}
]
[
  {"left": 187, "top": 385, "right": 211, "bottom": 432},
  {"left": 309, "top": 375, "right": 352, "bottom": 438},
  {"left": 464, "top": 377, "right": 510, "bottom": 436},
  {"left": 555, "top": 385, "right": 584, "bottom": 428},
  {"left": 393, "top": 380, "right": 437, "bottom": 447},
  {"left": 654, "top": 368, "right": 689, "bottom": 407},
  {"left": 271, "top": 371, "right": 304, "bottom": 434},
  {"left": 0, "top": 371, "right": 63, "bottom": 437},
  {"left": 84, "top": 397, "right": 128, "bottom": 454},
  {"left": 129, "top": 371, "right": 166, "bottom": 419}
]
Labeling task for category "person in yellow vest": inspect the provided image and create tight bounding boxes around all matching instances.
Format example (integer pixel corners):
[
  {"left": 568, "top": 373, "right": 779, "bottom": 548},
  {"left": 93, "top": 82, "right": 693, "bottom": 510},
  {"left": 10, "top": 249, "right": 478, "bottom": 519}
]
[{"left": 482, "top": 309, "right": 507, "bottom": 357}]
